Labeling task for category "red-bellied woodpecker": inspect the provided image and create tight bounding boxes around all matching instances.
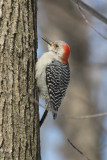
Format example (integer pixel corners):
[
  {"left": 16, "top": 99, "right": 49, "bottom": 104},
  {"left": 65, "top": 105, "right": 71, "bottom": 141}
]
[{"left": 36, "top": 37, "right": 70, "bottom": 124}]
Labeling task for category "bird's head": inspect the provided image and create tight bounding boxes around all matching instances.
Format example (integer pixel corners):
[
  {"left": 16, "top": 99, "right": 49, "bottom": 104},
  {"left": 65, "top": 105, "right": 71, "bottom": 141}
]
[{"left": 42, "top": 37, "right": 70, "bottom": 64}]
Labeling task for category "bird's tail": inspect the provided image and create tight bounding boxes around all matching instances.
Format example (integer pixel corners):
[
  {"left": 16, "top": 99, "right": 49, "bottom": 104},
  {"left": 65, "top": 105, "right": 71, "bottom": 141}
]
[
  {"left": 53, "top": 112, "right": 57, "bottom": 119},
  {"left": 52, "top": 107, "right": 58, "bottom": 119}
]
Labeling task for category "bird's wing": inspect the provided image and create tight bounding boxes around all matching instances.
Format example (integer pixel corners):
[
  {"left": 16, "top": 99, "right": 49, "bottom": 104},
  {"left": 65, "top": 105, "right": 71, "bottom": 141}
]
[{"left": 46, "top": 60, "right": 70, "bottom": 119}]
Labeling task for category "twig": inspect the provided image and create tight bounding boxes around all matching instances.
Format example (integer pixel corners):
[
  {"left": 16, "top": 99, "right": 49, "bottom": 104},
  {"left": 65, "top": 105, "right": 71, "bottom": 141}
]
[
  {"left": 67, "top": 138, "right": 91, "bottom": 160},
  {"left": 71, "top": 0, "right": 107, "bottom": 24},
  {"left": 27, "top": 93, "right": 107, "bottom": 120},
  {"left": 28, "top": 93, "right": 49, "bottom": 127},
  {"left": 66, "top": 112, "right": 107, "bottom": 119},
  {"left": 27, "top": 93, "right": 45, "bottom": 109},
  {"left": 78, "top": 4, "right": 107, "bottom": 40}
]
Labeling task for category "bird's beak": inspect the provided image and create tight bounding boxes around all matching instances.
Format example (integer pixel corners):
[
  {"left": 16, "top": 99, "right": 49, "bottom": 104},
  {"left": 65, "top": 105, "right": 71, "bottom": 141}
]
[{"left": 41, "top": 37, "right": 52, "bottom": 46}]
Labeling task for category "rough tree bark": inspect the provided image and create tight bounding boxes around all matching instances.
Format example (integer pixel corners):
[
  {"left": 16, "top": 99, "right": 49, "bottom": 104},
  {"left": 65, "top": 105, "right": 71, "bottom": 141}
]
[{"left": 0, "top": 0, "right": 40, "bottom": 159}]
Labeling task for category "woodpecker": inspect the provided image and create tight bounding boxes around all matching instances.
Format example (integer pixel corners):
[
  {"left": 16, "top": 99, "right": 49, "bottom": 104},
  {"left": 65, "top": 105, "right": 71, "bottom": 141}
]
[{"left": 36, "top": 37, "right": 70, "bottom": 122}]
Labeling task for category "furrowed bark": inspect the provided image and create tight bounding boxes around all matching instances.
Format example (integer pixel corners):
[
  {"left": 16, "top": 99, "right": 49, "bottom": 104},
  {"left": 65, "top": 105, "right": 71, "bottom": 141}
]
[{"left": 0, "top": 0, "right": 40, "bottom": 159}]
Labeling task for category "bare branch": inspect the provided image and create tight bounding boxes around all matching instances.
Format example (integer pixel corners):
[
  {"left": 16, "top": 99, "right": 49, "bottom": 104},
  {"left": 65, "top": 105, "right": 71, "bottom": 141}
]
[
  {"left": 71, "top": 0, "right": 107, "bottom": 24},
  {"left": 66, "top": 112, "right": 107, "bottom": 119},
  {"left": 27, "top": 92, "right": 107, "bottom": 120},
  {"left": 78, "top": 5, "right": 107, "bottom": 40},
  {"left": 67, "top": 138, "right": 91, "bottom": 160}
]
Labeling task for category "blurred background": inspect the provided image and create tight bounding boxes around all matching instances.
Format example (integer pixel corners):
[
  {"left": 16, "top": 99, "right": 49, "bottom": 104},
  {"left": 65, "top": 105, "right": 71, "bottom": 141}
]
[{"left": 37, "top": 0, "right": 107, "bottom": 160}]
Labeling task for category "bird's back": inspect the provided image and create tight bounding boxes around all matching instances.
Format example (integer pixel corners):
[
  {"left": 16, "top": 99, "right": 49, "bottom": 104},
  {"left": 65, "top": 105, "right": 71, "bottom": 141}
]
[{"left": 46, "top": 60, "right": 70, "bottom": 119}]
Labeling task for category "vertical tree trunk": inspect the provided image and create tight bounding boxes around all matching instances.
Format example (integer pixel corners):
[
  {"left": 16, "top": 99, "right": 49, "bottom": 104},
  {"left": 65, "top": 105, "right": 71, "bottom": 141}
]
[{"left": 0, "top": 0, "right": 40, "bottom": 159}]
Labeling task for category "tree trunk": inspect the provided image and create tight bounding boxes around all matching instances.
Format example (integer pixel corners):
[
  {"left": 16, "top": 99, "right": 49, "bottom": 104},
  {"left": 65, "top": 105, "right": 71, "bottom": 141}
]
[{"left": 0, "top": 0, "right": 40, "bottom": 159}]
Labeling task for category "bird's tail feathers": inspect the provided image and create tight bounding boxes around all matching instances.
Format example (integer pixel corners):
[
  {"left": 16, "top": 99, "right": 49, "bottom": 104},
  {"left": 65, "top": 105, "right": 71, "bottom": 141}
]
[{"left": 52, "top": 107, "right": 58, "bottom": 119}]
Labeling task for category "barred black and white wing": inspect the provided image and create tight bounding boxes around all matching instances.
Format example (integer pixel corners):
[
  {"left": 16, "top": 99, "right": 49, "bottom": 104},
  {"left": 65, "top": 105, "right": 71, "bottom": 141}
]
[{"left": 46, "top": 60, "right": 70, "bottom": 119}]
